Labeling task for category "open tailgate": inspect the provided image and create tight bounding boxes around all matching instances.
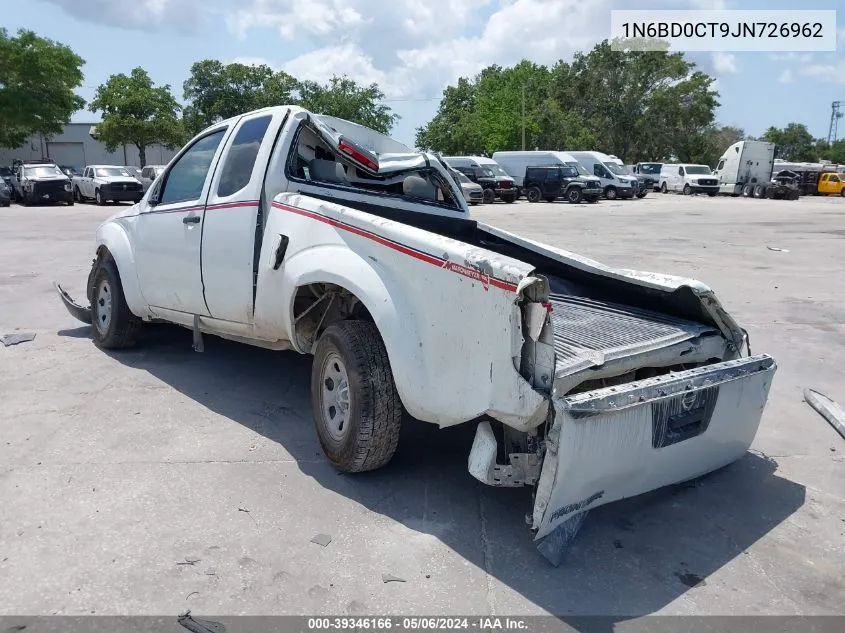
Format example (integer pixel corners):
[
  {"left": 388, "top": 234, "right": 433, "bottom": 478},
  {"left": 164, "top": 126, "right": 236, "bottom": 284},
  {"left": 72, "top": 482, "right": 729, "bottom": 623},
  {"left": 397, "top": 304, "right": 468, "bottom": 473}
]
[{"left": 532, "top": 355, "right": 776, "bottom": 540}]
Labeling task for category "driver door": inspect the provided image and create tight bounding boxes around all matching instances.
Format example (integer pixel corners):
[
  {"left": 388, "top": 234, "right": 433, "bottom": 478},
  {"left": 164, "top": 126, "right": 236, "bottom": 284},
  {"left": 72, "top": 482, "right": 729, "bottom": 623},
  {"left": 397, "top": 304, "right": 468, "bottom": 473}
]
[{"left": 133, "top": 126, "right": 230, "bottom": 316}]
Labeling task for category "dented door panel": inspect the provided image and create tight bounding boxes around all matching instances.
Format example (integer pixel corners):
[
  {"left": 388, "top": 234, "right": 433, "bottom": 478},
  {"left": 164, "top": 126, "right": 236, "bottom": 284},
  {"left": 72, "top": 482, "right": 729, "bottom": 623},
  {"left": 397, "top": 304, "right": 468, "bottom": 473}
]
[{"left": 532, "top": 355, "right": 776, "bottom": 540}]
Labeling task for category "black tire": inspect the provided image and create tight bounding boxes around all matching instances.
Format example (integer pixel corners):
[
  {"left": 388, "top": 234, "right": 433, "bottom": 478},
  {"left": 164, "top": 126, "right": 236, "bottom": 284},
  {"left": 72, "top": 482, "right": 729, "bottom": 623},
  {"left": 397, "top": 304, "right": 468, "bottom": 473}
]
[
  {"left": 742, "top": 184, "right": 752, "bottom": 197},
  {"left": 682, "top": 184, "right": 691, "bottom": 196},
  {"left": 604, "top": 186, "right": 617, "bottom": 200},
  {"left": 482, "top": 188, "right": 495, "bottom": 204},
  {"left": 660, "top": 182, "right": 668, "bottom": 194},
  {"left": 90, "top": 257, "right": 141, "bottom": 349},
  {"left": 95, "top": 188, "right": 104, "bottom": 206},
  {"left": 636, "top": 191, "right": 647, "bottom": 198},
  {"left": 311, "top": 320, "right": 402, "bottom": 473},
  {"left": 526, "top": 187, "right": 542, "bottom": 203},
  {"left": 74, "top": 186, "right": 82, "bottom": 202},
  {"left": 840, "top": 189, "right": 845, "bottom": 197},
  {"left": 502, "top": 194, "right": 516, "bottom": 203},
  {"left": 753, "top": 184, "right": 765, "bottom": 198},
  {"left": 566, "top": 187, "right": 583, "bottom": 204}
]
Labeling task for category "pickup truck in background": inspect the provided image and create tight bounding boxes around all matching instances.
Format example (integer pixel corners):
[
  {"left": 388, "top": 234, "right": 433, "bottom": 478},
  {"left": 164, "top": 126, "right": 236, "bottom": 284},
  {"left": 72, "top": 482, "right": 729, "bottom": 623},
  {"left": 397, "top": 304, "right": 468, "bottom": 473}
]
[
  {"left": 55, "top": 106, "right": 777, "bottom": 562},
  {"left": 16, "top": 161, "right": 74, "bottom": 206},
  {"left": 72, "top": 165, "right": 144, "bottom": 205}
]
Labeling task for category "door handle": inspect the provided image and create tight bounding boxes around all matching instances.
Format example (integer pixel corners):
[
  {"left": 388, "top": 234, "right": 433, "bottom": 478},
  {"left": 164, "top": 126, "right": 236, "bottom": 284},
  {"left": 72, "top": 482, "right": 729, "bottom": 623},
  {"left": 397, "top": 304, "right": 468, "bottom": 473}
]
[{"left": 183, "top": 215, "right": 201, "bottom": 224}]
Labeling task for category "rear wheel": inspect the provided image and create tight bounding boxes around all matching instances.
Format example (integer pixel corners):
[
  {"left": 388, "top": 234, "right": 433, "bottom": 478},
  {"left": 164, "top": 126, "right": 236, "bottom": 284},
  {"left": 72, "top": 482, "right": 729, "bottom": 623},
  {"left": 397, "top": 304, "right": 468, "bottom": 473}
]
[
  {"left": 526, "top": 187, "right": 542, "bottom": 203},
  {"left": 753, "top": 184, "right": 765, "bottom": 198},
  {"left": 604, "top": 186, "right": 617, "bottom": 200},
  {"left": 482, "top": 188, "right": 495, "bottom": 204},
  {"left": 742, "top": 184, "right": 752, "bottom": 197},
  {"left": 311, "top": 321, "right": 402, "bottom": 473},
  {"left": 74, "top": 187, "right": 82, "bottom": 202},
  {"left": 90, "top": 257, "right": 141, "bottom": 349},
  {"left": 566, "top": 187, "right": 583, "bottom": 204}
]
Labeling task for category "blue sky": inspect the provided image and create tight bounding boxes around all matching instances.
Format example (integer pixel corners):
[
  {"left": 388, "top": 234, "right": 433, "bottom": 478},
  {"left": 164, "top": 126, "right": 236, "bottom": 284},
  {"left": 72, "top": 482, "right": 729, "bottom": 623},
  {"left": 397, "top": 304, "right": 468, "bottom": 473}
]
[{"left": 6, "top": 0, "right": 845, "bottom": 148}]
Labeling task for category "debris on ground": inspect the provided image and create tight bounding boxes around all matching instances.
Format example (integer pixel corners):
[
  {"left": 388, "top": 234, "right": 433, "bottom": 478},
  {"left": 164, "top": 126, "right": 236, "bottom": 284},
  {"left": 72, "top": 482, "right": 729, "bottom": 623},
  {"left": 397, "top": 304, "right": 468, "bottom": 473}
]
[
  {"left": 310, "top": 533, "right": 332, "bottom": 547},
  {"left": 0, "top": 333, "right": 36, "bottom": 347},
  {"left": 177, "top": 557, "right": 201, "bottom": 566},
  {"left": 185, "top": 591, "right": 200, "bottom": 600},
  {"left": 382, "top": 573, "right": 406, "bottom": 583},
  {"left": 237, "top": 506, "right": 257, "bottom": 525},
  {"left": 766, "top": 246, "right": 789, "bottom": 252},
  {"left": 804, "top": 388, "right": 845, "bottom": 441},
  {"left": 177, "top": 610, "right": 227, "bottom": 633}
]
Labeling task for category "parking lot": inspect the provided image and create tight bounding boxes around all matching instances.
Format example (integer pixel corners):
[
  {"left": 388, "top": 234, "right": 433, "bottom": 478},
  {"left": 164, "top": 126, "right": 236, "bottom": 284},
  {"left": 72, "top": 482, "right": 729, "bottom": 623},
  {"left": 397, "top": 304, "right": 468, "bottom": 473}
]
[{"left": 1, "top": 192, "right": 844, "bottom": 617}]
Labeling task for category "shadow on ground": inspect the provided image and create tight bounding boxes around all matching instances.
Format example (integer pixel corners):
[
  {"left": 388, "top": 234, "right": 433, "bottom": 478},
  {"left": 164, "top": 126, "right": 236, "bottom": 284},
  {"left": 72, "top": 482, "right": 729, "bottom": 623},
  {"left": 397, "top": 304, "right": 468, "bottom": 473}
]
[{"left": 80, "top": 324, "right": 806, "bottom": 617}]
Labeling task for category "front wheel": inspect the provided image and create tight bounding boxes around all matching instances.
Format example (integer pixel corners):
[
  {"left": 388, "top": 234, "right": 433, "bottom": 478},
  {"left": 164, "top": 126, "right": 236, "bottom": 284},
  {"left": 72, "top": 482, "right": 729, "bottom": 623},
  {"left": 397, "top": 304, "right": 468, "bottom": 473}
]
[
  {"left": 604, "top": 186, "right": 617, "bottom": 200},
  {"left": 482, "top": 189, "right": 495, "bottom": 204},
  {"left": 311, "top": 321, "right": 402, "bottom": 473},
  {"left": 754, "top": 184, "right": 765, "bottom": 198},
  {"left": 74, "top": 187, "right": 82, "bottom": 202},
  {"left": 682, "top": 184, "right": 691, "bottom": 196},
  {"left": 636, "top": 191, "right": 647, "bottom": 198},
  {"left": 660, "top": 182, "right": 668, "bottom": 194},
  {"left": 95, "top": 189, "right": 104, "bottom": 205},
  {"left": 566, "top": 187, "right": 583, "bottom": 204},
  {"left": 526, "top": 187, "right": 542, "bottom": 203},
  {"left": 90, "top": 258, "right": 141, "bottom": 349}
]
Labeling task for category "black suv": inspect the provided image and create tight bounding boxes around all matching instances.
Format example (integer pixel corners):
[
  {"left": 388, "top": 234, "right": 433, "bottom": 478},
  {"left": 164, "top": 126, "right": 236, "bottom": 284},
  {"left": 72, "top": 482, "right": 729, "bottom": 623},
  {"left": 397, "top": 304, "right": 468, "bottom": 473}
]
[
  {"left": 452, "top": 166, "right": 517, "bottom": 204},
  {"left": 523, "top": 165, "right": 601, "bottom": 204}
]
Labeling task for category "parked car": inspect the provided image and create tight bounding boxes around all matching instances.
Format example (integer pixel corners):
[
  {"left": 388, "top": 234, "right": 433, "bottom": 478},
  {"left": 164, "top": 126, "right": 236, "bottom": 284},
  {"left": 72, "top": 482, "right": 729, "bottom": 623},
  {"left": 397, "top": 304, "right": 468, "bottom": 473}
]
[
  {"left": 55, "top": 105, "right": 777, "bottom": 561},
  {"left": 441, "top": 156, "right": 517, "bottom": 204},
  {"left": 818, "top": 172, "right": 845, "bottom": 196},
  {"left": 16, "top": 162, "right": 74, "bottom": 206},
  {"left": 72, "top": 165, "right": 144, "bottom": 205},
  {"left": 138, "top": 164, "right": 166, "bottom": 192},
  {"left": 491, "top": 151, "right": 603, "bottom": 196},
  {"left": 450, "top": 168, "right": 483, "bottom": 205},
  {"left": 522, "top": 165, "right": 601, "bottom": 204},
  {"left": 659, "top": 164, "right": 719, "bottom": 196},
  {"left": 0, "top": 166, "right": 18, "bottom": 202},
  {"left": 568, "top": 151, "right": 638, "bottom": 200},
  {"left": 620, "top": 165, "right": 651, "bottom": 198},
  {"left": 0, "top": 181, "right": 11, "bottom": 207}
]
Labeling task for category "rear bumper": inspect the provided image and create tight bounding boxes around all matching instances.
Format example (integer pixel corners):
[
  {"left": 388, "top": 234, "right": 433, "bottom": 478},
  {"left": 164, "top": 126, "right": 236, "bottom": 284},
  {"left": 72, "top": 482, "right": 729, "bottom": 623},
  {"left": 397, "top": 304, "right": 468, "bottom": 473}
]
[{"left": 532, "top": 354, "right": 776, "bottom": 539}]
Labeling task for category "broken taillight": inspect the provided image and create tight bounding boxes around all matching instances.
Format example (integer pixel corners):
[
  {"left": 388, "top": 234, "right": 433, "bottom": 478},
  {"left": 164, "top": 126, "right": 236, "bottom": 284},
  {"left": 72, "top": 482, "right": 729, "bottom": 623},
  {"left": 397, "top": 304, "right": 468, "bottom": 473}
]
[{"left": 338, "top": 139, "right": 379, "bottom": 171}]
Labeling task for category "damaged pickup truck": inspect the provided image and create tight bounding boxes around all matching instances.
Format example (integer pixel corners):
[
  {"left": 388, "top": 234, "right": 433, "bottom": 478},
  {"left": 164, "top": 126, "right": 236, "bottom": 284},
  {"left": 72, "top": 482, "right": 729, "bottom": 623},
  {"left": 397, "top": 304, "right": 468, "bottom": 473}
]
[{"left": 56, "top": 106, "right": 777, "bottom": 562}]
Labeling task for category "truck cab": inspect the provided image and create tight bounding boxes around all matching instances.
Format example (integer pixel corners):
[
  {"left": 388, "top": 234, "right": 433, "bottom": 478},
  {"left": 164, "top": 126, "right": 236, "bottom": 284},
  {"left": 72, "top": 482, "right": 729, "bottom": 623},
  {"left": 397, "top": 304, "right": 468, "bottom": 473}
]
[{"left": 818, "top": 172, "right": 845, "bottom": 196}]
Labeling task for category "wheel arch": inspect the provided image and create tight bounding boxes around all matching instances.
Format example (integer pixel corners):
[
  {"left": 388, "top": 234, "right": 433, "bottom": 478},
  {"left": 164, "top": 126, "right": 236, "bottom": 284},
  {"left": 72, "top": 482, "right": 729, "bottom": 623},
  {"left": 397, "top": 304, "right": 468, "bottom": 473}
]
[{"left": 94, "top": 223, "right": 150, "bottom": 319}]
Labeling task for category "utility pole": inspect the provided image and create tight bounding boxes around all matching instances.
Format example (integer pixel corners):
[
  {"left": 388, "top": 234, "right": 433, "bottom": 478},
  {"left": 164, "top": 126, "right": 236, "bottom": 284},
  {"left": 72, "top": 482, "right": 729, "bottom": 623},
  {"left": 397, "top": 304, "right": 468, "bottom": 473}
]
[
  {"left": 521, "top": 84, "right": 526, "bottom": 151},
  {"left": 828, "top": 101, "right": 843, "bottom": 145}
]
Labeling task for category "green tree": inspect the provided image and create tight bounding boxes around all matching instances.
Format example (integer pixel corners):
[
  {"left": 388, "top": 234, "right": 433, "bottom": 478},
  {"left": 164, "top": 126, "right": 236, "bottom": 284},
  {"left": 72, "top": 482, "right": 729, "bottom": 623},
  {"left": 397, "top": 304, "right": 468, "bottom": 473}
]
[
  {"left": 762, "top": 123, "right": 817, "bottom": 162},
  {"left": 0, "top": 28, "right": 85, "bottom": 148},
  {"left": 297, "top": 76, "right": 398, "bottom": 134},
  {"left": 89, "top": 68, "right": 182, "bottom": 167},
  {"left": 182, "top": 60, "right": 298, "bottom": 136},
  {"left": 415, "top": 77, "right": 482, "bottom": 153}
]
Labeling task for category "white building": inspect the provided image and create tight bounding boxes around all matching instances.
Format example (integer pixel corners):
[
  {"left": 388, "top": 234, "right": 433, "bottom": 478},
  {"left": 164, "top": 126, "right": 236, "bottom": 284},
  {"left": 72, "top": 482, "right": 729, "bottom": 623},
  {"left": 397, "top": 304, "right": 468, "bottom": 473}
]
[{"left": 0, "top": 122, "right": 178, "bottom": 168}]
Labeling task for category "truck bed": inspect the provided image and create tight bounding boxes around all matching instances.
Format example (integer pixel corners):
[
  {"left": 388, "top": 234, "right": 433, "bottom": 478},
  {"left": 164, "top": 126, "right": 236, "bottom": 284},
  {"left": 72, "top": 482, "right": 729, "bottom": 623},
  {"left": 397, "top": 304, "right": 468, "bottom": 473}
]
[{"left": 548, "top": 293, "right": 717, "bottom": 377}]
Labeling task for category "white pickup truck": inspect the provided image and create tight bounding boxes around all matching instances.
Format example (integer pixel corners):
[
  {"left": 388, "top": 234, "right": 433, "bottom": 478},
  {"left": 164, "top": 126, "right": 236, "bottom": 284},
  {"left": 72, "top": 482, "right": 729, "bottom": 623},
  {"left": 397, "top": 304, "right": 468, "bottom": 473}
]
[
  {"left": 56, "top": 106, "right": 777, "bottom": 561},
  {"left": 72, "top": 165, "right": 144, "bottom": 205}
]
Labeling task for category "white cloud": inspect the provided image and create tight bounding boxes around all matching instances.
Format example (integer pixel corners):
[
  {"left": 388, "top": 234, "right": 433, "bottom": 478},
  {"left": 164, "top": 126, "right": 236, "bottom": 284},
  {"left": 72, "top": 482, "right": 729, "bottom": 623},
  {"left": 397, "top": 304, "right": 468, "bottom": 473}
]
[
  {"left": 42, "top": 0, "right": 205, "bottom": 32},
  {"left": 769, "top": 53, "right": 812, "bottom": 63},
  {"left": 777, "top": 69, "right": 794, "bottom": 84},
  {"left": 712, "top": 52, "right": 737, "bottom": 74},
  {"left": 806, "top": 65, "right": 845, "bottom": 84}
]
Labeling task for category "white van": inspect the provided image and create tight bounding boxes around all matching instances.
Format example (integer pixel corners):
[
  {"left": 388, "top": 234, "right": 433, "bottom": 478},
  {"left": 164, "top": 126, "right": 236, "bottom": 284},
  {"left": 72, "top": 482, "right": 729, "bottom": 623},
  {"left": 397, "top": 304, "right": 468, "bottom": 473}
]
[
  {"left": 440, "top": 156, "right": 517, "bottom": 203},
  {"left": 491, "top": 151, "right": 602, "bottom": 194},
  {"left": 659, "top": 164, "right": 719, "bottom": 196},
  {"left": 568, "top": 151, "right": 638, "bottom": 199}
]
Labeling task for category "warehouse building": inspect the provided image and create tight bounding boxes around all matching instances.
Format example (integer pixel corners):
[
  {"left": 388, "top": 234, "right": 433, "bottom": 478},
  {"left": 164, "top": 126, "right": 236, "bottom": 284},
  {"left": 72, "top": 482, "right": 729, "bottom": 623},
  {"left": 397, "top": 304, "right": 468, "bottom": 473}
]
[{"left": 0, "top": 123, "right": 177, "bottom": 169}]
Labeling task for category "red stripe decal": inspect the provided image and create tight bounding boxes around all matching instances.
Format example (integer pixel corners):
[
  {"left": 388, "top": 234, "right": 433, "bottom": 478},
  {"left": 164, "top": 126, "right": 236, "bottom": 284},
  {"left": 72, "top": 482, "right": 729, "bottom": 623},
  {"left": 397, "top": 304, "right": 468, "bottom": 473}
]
[{"left": 271, "top": 201, "right": 518, "bottom": 293}]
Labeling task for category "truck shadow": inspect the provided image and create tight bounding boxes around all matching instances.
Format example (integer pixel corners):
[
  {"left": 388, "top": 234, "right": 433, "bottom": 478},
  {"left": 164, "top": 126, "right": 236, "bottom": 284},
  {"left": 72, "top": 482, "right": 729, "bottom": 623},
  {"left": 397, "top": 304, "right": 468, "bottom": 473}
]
[{"left": 104, "top": 325, "right": 805, "bottom": 618}]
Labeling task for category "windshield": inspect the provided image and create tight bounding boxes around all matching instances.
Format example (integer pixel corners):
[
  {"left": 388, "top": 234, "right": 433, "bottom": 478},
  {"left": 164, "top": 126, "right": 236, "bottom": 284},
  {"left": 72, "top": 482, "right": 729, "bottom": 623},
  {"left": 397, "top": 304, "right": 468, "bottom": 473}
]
[
  {"left": 24, "top": 165, "right": 64, "bottom": 178},
  {"left": 485, "top": 163, "right": 511, "bottom": 178},
  {"left": 603, "top": 162, "right": 625, "bottom": 175},
  {"left": 685, "top": 165, "right": 712, "bottom": 175},
  {"left": 478, "top": 167, "right": 496, "bottom": 178},
  {"left": 620, "top": 165, "right": 635, "bottom": 175},
  {"left": 565, "top": 161, "right": 589, "bottom": 176},
  {"left": 561, "top": 166, "right": 580, "bottom": 178},
  {"left": 95, "top": 167, "right": 132, "bottom": 178},
  {"left": 638, "top": 163, "right": 661, "bottom": 175},
  {"left": 125, "top": 167, "right": 141, "bottom": 177}
]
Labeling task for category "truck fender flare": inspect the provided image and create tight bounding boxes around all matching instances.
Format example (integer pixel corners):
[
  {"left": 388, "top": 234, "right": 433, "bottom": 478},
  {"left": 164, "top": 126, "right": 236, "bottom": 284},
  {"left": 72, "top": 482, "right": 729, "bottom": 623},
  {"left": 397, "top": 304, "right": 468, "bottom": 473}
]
[
  {"left": 94, "top": 223, "right": 150, "bottom": 319},
  {"left": 280, "top": 247, "right": 429, "bottom": 420}
]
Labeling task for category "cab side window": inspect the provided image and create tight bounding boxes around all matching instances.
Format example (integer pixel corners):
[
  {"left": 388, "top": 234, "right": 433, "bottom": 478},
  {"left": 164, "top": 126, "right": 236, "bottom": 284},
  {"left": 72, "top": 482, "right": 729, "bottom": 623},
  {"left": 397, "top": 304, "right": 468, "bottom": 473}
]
[
  {"left": 831, "top": 175, "right": 840, "bottom": 183},
  {"left": 216, "top": 115, "right": 272, "bottom": 197},
  {"left": 158, "top": 129, "right": 226, "bottom": 205},
  {"left": 716, "top": 160, "right": 725, "bottom": 171},
  {"left": 678, "top": 166, "right": 685, "bottom": 176}
]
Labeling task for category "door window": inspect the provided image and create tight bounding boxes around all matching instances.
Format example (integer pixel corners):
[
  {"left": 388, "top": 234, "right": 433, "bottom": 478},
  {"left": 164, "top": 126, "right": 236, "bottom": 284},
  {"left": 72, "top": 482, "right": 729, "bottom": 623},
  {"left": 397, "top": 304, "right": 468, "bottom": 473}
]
[
  {"left": 159, "top": 129, "right": 226, "bottom": 205},
  {"left": 216, "top": 115, "right": 272, "bottom": 197},
  {"left": 716, "top": 160, "right": 725, "bottom": 171},
  {"left": 545, "top": 169, "right": 559, "bottom": 181},
  {"left": 678, "top": 166, "right": 685, "bottom": 176},
  {"left": 831, "top": 175, "right": 840, "bottom": 183}
]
